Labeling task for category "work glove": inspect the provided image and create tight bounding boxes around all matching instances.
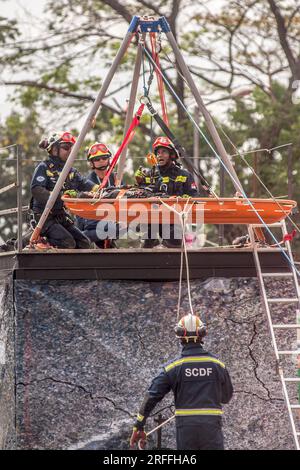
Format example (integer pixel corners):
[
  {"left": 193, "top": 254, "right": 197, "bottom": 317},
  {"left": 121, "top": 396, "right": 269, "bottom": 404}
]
[
  {"left": 63, "top": 190, "right": 78, "bottom": 198},
  {"left": 129, "top": 426, "right": 147, "bottom": 450}
]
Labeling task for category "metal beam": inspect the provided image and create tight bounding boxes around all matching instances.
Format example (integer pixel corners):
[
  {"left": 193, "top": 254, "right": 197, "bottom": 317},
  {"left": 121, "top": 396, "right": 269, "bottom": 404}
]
[
  {"left": 16, "top": 145, "right": 23, "bottom": 252},
  {"left": 2, "top": 249, "right": 290, "bottom": 281},
  {"left": 0, "top": 183, "right": 16, "bottom": 195},
  {"left": 0, "top": 206, "right": 28, "bottom": 216}
]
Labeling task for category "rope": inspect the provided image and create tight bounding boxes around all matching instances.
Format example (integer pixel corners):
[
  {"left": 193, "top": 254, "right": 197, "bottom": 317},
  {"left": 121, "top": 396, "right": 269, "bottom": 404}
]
[
  {"left": 141, "top": 43, "right": 155, "bottom": 99},
  {"left": 0, "top": 144, "right": 18, "bottom": 151},
  {"left": 215, "top": 127, "right": 300, "bottom": 236},
  {"left": 162, "top": 49, "right": 300, "bottom": 235},
  {"left": 143, "top": 47, "right": 300, "bottom": 278},
  {"left": 158, "top": 197, "right": 195, "bottom": 319},
  {"left": 230, "top": 143, "right": 293, "bottom": 158}
]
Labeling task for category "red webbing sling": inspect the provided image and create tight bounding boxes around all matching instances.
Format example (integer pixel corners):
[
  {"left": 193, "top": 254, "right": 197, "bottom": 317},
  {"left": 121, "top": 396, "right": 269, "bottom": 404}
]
[
  {"left": 100, "top": 103, "right": 145, "bottom": 189},
  {"left": 150, "top": 33, "right": 169, "bottom": 126}
]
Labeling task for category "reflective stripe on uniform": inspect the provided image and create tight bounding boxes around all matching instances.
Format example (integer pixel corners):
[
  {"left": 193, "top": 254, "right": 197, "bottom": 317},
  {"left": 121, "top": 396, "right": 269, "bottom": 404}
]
[
  {"left": 91, "top": 184, "right": 99, "bottom": 192},
  {"left": 145, "top": 177, "right": 151, "bottom": 183},
  {"left": 137, "top": 413, "right": 144, "bottom": 422},
  {"left": 175, "top": 175, "right": 187, "bottom": 182},
  {"left": 165, "top": 356, "right": 226, "bottom": 372},
  {"left": 175, "top": 408, "right": 223, "bottom": 416},
  {"left": 162, "top": 176, "right": 170, "bottom": 183}
]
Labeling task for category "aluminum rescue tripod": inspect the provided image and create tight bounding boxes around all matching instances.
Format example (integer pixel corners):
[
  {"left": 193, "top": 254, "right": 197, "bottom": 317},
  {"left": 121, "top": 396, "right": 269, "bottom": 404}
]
[{"left": 30, "top": 15, "right": 243, "bottom": 245}]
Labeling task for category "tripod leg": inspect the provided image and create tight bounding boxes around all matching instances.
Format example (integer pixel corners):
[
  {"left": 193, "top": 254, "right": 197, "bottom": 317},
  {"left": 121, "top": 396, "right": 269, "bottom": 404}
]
[
  {"left": 30, "top": 31, "right": 134, "bottom": 244},
  {"left": 117, "top": 34, "right": 145, "bottom": 183}
]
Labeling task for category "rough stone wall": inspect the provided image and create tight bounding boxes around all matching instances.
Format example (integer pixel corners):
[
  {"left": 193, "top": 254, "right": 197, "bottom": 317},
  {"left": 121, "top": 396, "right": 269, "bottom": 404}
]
[
  {"left": 0, "top": 277, "right": 16, "bottom": 449},
  {"left": 10, "top": 277, "right": 298, "bottom": 450}
]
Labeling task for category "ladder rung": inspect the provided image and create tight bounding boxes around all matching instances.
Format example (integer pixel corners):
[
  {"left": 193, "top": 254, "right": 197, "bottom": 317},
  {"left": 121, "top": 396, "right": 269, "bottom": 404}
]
[
  {"left": 290, "top": 405, "right": 300, "bottom": 409},
  {"left": 262, "top": 272, "right": 293, "bottom": 278},
  {"left": 284, "top": 378, "right": 300, "bottom": 382},
  {"left": 267, "top": 298, "right": 299, "bottom": 303},
  {"left": 251, "top": 223, "right": 283, "bottom": 228},
  {"left": 278, "top": 350, "right": 300, "bottom": 355},
  {"left": 273, "top": 324, "right": 300, "bottom": 329}
]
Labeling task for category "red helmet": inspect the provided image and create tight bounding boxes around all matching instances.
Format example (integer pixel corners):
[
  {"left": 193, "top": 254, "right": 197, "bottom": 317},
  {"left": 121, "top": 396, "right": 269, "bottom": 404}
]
[
  {"left": 45, "top": 131, "right": 76, "bottom": 152},
  {"left": 152, "top": 136, "right": 178, "bottom": 159},
  {"left": 87, "top": 142, "right": 112, "bottom": 161}
]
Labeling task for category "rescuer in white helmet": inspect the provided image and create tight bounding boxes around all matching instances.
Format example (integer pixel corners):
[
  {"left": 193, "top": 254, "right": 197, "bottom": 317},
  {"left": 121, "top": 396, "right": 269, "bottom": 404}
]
[{"left": 130, "top": 313, "right": 233, "bottom": 450}]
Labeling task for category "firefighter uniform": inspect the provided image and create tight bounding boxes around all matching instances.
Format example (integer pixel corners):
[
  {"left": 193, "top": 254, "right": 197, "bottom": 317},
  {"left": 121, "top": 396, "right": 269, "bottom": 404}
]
[
  {"left": 135, "top": 163, "right": 206, "bottom": 197},
  {"left": 134, "top": 342, "right": 233, "bottom": 450},
  {"left": 135, "top": 163, "right": 205, "bottom": 247},
  {"left": 76, "top": 171, "right": 122, "bottom": 248},
  {"left": 30, "top": 155, "right": 98, "bottom": 248}
]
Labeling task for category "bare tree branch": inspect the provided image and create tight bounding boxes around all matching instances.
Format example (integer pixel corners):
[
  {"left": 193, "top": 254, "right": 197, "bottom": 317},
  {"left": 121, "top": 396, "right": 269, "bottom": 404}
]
[
  {"left": 267, "top": 0, "right": 300, "bottom": 80},
  {"left": 101, "top": 0, "right": 132, "bottom": 23},
  {"left": 137, "top": 0, "right": 162, "bottom": 17}
]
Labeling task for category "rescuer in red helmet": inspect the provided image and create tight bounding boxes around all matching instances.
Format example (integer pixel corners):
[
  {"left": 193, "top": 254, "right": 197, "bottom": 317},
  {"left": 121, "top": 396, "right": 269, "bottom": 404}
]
[
  {"left": 135, "top": 136, "right": 203, "bottom": 248},
  {"left": 30, "top": 131, "right": 99, "bottom": 249}
]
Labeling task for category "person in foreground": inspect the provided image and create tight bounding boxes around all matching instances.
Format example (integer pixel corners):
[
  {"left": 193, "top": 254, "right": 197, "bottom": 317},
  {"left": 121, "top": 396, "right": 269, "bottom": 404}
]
[{"left": 130, "top": 313, "right": 233, "bottom": 450}]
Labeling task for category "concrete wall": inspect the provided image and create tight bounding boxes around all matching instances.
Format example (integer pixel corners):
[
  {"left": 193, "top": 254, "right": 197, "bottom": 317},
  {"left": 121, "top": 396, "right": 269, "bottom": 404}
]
[
  {"left": 1, "top": 277, "right": 298, "bottom": 449},
  {"left": 0, "top": 277, "right": 15, "bottom": 449}
]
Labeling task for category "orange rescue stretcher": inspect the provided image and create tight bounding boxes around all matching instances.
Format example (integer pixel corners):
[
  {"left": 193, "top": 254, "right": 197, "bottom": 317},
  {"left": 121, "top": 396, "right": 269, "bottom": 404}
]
[{"left": 62, "top": 196, "right": 297, "bottom": 225}]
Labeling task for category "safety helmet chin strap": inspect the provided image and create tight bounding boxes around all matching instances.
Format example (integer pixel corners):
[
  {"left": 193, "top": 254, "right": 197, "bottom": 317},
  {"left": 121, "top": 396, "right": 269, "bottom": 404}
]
[
  {"left": 90, "top": 158, "right": 110, "bottom": 171},
  {"left": 91, "top": 161, "right": 110, "bottom": 171},
  {"left": 50, "top": 143, "right": 65, "bottom": 162}
]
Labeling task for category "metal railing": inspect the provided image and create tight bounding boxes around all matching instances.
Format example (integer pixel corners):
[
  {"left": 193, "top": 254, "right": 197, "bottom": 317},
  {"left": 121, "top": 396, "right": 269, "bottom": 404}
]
[{"left": 0, "top": 144, "right": 25, "bottom": 253}]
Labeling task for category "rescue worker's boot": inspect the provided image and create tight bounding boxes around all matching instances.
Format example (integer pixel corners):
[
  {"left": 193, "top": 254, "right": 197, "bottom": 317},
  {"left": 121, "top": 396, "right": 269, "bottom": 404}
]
[
  {"left": 142, "top": 239, "right": 160, "bottom": 249},
  {"left": 162, "top": 239, "right": 182, "bottom": 248},
  {"left": 232, "top": 235, "right": 250, "bottom": 248}
]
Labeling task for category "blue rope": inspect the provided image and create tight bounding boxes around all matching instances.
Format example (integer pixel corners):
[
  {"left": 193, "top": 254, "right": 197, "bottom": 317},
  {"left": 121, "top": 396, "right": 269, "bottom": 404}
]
[{"left": 143, "top": 47, "right": 300, "bottom": 278}]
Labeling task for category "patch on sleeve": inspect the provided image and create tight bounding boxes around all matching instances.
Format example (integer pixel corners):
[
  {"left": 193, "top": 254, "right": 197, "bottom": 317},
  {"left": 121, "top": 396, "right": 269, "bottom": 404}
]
[
  {"left": 36, "top": 176, "right": 45, "bottom": 182},
  {"left": 191, "top": 182, "right": 197, "bottom": 189}
]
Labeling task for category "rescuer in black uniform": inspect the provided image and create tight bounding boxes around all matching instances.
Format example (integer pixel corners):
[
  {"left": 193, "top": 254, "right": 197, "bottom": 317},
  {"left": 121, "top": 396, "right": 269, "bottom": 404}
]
[
  {"left": 76, "top": 142, "right": 124, "bottom": 248},
  {"left": 135, "top": 136, "right": 209, "bottom": 248},
  {"left": 130, "top": 313, "right": 233, "bottom": 450},
  {"left": 30, "top": 131, "right": 99, "bottom": 249}
]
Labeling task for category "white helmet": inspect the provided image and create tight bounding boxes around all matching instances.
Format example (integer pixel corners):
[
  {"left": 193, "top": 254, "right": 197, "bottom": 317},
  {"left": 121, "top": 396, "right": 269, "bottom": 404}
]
[{"left": 175, "top": 314, "right": 207, "bottom": 342}]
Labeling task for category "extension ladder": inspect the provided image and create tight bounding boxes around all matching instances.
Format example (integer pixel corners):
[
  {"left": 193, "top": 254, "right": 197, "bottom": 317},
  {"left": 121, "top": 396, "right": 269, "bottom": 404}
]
[{"left": 249, "top": 219, "right": 300, "bottom": 450}]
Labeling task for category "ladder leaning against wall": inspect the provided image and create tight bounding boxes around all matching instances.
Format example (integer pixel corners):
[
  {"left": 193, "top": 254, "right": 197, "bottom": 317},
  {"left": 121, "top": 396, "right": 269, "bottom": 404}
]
[{"left": 249, "top": 220, "right": 300, "bottom": 450}]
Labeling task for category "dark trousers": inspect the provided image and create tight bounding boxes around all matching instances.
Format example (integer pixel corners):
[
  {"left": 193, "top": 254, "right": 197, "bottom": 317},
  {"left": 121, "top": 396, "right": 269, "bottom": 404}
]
[
  {"left": 37, "top": 213, "right": 91, "bottom": 249},
  {"left": 176, "top": 423, "right": 224, "bottom": 450},
  {"left": 143, "top": 224, "right": 182, "bottom": 247}
]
